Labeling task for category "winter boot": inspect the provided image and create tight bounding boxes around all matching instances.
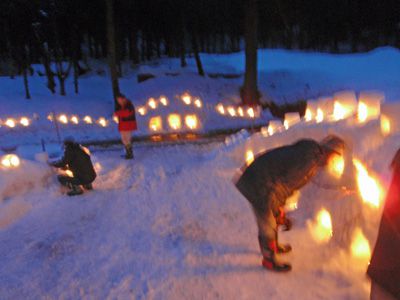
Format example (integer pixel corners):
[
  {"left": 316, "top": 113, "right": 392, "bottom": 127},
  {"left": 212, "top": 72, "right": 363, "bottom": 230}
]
[
  {"left": 124, "top": 145, "right": 134, "bottom": 160},
  {"left": 83, "top": 183, "right": 93, "bottom": 190},
  {"left": 67, "top": 184, "right": 84, "bottom": 196},
  {"left": 259, "top": 237, "right": 292, "bottom": 272},
  {"left": 275, "top": 232, "right": 292, "bottom": 254}
]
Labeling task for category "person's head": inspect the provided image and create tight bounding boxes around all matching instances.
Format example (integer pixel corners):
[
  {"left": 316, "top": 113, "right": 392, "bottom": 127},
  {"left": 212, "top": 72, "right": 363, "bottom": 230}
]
[
  {"left": 319, "top": 135, "right": 346, "bottom": 166},
  {"left": 63, "top": 136, "right": 75, "bottom": 148},
  {"left": 116, "top": 93, "right": 128, "bottom": 107}
]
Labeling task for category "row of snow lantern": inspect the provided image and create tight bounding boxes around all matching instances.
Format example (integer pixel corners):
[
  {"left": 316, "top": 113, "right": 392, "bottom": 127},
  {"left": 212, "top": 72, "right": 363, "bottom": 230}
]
[
  {"left": 215, "top": 103, "right": 259, "bottom": 119},
  {"left": 148, "top": 114, "right": 199, "bottom": 132},
  {"left": 136, "top": 94, "right": 203, "bottom": 117}
]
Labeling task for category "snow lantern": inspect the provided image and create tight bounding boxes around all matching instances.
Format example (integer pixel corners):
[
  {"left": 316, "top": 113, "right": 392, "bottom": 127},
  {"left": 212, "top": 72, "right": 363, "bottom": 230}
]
[
  {"left": 304, "top": 100, "right": 318, "bottom": 122},
  {"left": 98, "top": 117, "right": 108, "bottom": 127},
  {"left": 70, "top": 115, "right": 79, "bottom": 124},
  {"left": 47, "top": 114, "right": 54, "bottom": 122},
  {"left": 193, "top": 98, "right": 202, "bottom": 108},
  {"left": 327, "top": 153, "right": 345, "bottom": 179},
  {"left": 181, "top": 93, "right": 192, "bottom": 105},
  {"left": 1, "top": 154, "right": 20, "bottom": 168},
  {"left": 357, "top": 91, "right": 384, "bottom": 123},
  {"left": 380, "top": 114, "right": 391, "bottom": 136},
  {"left": 284, "top": 112, "right": 301, "bottom": 129},
  {"left": 333, "top": 91, "right": 357, "bottom": 121},
  {"left": 227, "top": 106, "right": 237, "bottom": 117},
  {"left": 148, "top": 98, "right": 157, "bottom": 109},
  {"left": 58, "top": 114, "right": 68, "bottom": 124},
  {"left": 159, "top": 96, "right": 168, "bottom": 106},
  {"left": 247, "top": 107, "right": 255, "bottom": 118},
  {"left": 317, "top": 96, "right": 334, "bottom": 121},
  {"left": 350, "top": 228, "right": 371, "bottom": 261},
  {"left": 168, "top": 114, "right": 182, "bottom": 130},
  {"left": 352, "top": 158, "right": 383, "bottom": 208},
  {"left": 267, "top": 120, "right": 284, "bottom": 136},
  {"left": 20, "top": 117, "right": 30, "bottom": 127},
  {"left": 83, "top": 116, "right": 93, "bottom": 124},
  {"left": 137, "top": 106, "right": 147, "bottom": 116},
  {"left": 185, "top": 115, "right": 199, "bottom": 130},
  {"left": 380, "top": 102, "right": 400, "bottom": 135},
  {"left": 216, "top": 103, "right": 225, "bottom": 115},
  {"left": 308, "top": 208, "right": 333, "bottom": 243},
  {"left": 149, "top": 116, "right": 162, "bottom": 132},
  {"left": 5, "top": 118, "right": 16, "bottom": 128},
  {"left": 113, "top": 116, "right": 119, "bottom": 124},
  {"left": 237, "top": 107, "right": 244, "bottom": 117},
  {"left": 245, "top": 150, "right": 254, "bottom": 166}
]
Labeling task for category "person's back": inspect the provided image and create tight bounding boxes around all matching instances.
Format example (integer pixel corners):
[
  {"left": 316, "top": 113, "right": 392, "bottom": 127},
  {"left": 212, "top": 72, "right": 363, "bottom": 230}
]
[{"left": 65, "top": 143, "right": 96, "bottom": 184}]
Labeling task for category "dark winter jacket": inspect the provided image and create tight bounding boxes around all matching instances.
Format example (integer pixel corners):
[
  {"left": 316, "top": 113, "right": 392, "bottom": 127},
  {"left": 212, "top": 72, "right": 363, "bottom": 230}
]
[
  {"left": 367, "top": 153, "right": 400, "bottom": 299},
  {"left": 52, "top": 143, "right": 97, "bottom": 184},
  {"left": 236, "top": 139, "right": 325, "bottom": 216},
  {"left": 114, "top": 100, "right": 137, "bottom": 132}
]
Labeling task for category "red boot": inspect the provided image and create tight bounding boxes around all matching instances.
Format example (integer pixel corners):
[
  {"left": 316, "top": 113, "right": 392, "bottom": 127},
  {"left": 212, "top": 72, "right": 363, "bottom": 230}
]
[{"left": 262, "top": 256, "right": 292, "bottom": 272}]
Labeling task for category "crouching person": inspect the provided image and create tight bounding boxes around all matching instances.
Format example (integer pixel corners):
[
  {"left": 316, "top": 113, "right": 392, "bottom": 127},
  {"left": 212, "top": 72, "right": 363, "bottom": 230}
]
[
  {"left": 114, "top": 93, "right": 137, "bottom": 160},
  {"left": 235, "top": 135, "right": 345, "bottom": 272},
  {"left": 50, "top": 137, "right": 97, "bottom": 196}
]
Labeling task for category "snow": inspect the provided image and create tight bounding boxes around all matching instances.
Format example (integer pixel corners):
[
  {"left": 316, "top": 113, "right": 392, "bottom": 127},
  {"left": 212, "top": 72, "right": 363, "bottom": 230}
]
[{"left": 1, "top": 47, "right": 400, "bottom": 299}]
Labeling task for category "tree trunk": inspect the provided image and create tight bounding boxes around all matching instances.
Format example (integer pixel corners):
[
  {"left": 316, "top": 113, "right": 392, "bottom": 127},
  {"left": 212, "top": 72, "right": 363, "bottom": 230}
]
[
  {"left": 23, "top": 65, "right": 31, "bottom": 99},
  {"left": 106, "top": 0, "right": 120, "bottom": 108},
  {"left": 73, "top": 61, "right": 79, "bottom": 94},
  {"left": 59, "top": 77, "right": 66, "bottom": 96},
  {"left": 241, "top": 0, "right": 260, "bottom": 106},
  {"left": 192, "top": 34, "right": 204, "bottom": 76}
]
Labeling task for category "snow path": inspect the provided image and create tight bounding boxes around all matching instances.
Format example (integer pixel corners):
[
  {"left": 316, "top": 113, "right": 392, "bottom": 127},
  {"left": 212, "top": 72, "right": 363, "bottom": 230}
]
[{"left": 0, "top": 140, "right": 380, "bottom": 299}]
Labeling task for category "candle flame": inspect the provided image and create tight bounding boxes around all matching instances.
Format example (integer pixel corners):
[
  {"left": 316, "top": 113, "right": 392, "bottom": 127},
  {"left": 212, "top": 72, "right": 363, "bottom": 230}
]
[
  {"left": 70, "top": 115, "right": 79, "bottom": 124},
  {"left": 327, "top": 154, "right": 345, "bottom": 179},
  {"left": 247, "top": 107, "right": 255, "bottom": 118},
  {"left": 148, "top": 98, "right": 157, "bottom": 109},
  {"left": 83, "top": 116, "right": 93, "bottom": 124},
  {"left": 245, "top": 150, "right": 254, "bottom": 166},
  {"left": 357, "top": 102, "right": 368, "bottom": 123},
  {"left": 227, "top": 106, "right": 236, "bottom": 117},
  {"left": 5, "top": 118, "right": 16, "bottom": 128},
  {"left": 20, "top": 117, "right": 30, "bottom": 127},
  {"left": 58, "top": 115, "right": 68, "bottom": 124},
  {"left": 316, "top": 108, "right": 324, "bottom": 123},
  {"left": 182, "top": 93, "right": 191, "bottom": 105},
  {"left": 305, "top": 108, "right": 312, "bottom": 122},
  {"left": 352, "top": 158, "right": 382, "bottom": 208},
  {"left": 149, "top": 116, "right": 162, "bottom": 132},
  {"left": 137, "top": 106, "right": 147, "bottom": 116},
  {"left": 98, "top": 117, "right": 107, "bottom": 127},
  {"left": 380, "top": 115, "right": 391, "bottom": 136},
  {"left": 65, "top": 169, "right": 74, "bottom": 177},
  {"left": 310, "top": 208, "right": 333, "bottom": 243},
  {"left": 160, "top": 96, "right": 168, "bottom": 106},
  {"left": 216, "top": 104, "right": 225, "bottom": 115},
  {"left": 237, "top": 107, "right": 244, "bottom": 117},
  {"left": 194, "top": 98, "right": 202, "bottom": 108}
]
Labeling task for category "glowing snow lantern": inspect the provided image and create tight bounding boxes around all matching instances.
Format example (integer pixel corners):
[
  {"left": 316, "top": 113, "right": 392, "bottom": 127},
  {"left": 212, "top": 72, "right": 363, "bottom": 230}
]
[
  {"left": 316, "top": 108, "right": 324, "bottom": 123},
  {"left": 47, "top": 114, "right": 54, "bottom": 122},
  {"left": 168, "top": 114, "right": 182, "bottom": 130},
  {"left": 352, "top": 158, "right": 382, "bottom": 208},
  {"left": 284, "top": 112, "right": 301, "bottom": 129},
  {"left": 305, "top": 101, "right": 317, "bottom": 122},
  {"left": 237, "top": 107, "right": 244, "bottom": 117},
  {"left": 182, "top": 93, "right": 191, "bottom": 105},
  {"left": 380, "top": 115, "right": 391, "bottom": 136},
  {"left": 5, "top": 118, "right": 16, "bottom": 128},
  {"left": 137, "top": 106, "right": 147, "bottom": 116},
  {"left": 260, "top": 126, "right": 269, "bottom": 137},
  {"left": 194, "top": 98, "right": 202, "bottom": 108},
  {"left": 333, "top": 91, "right": 357, "bottom": 121},
  {"left": 149, "top": 116, "right": 162, "bottom": 132},
  {"left": 357, "top": 91, "right": 384, "bottom": 123},
  {"left": 159, "top": 96, "right": 168, "bottom": 106},
  {"left": 70, "top": 115, "right": 79, "bottom": 124},
  {"left": 317, "top": 96, "right": 334, "bottom": 120},
  {"left": 20, "top": 117, "right": 30, "bottom": 127},
  {"left": 1, "top": 154, "right": 20, "bottom": 168},
  {"left": 98, "top": 117, "right": 108, "bottom": 127},
  {"left": 148, "top": 98, "right": 157, "bottom": 109},
  {"left": 227, "top": 106, "right": 237, "bottom": 117},
  {"left": 245, "top": 150, "right": 254, "bottom": 166},
  {"left": 113, "top": 116, "right": 119, "bottom": 124},
  {"left": 351, "top": 228, "right": 371, "bottom": 260},
  {"left": 327, "top": 153, "right": 345, "bottom": 179},
  {"left": 83, "top": 116, "right": 93, "bottom": 124},
  {"left": 58, "top": 114, "right": 68, "bottom": 124},
  {"left": 309, "top": 208, "right": 333, "bottom": 243},
  {"left": 185, "top": 115, "right": 198, "bottom": 130},
  {"left": 216, "top": 103, "right": 225, "bottom": 115},
  {"left": 247, "top": 107, "right": 255, "bottom": 118},
  {"left": 267, "top": 120, "right": 283, "bottom": 136}
]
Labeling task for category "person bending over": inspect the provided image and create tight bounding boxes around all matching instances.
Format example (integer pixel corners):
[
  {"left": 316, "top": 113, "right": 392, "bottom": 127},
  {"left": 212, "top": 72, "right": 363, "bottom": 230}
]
[
  {"left": 51, "top": 137, "right": 97, "bottom": 196},
  {"left": 235, "top": 135, "right": 345, "bottom": 272}
]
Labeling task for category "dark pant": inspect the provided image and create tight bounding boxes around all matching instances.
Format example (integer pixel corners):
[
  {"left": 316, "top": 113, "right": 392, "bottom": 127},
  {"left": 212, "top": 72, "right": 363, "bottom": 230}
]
[{"left": 57, "top": 175, "right": 89, "bottom": 186}]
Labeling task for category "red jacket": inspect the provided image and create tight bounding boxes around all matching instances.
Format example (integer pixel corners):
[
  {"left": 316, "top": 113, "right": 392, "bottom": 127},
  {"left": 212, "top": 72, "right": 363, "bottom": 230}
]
[
  {"left": 367, "top": 168, "right": 400, "bottom": 299},
  {"left": 114, "top": 100, "right": 137, "bottom": 132}
]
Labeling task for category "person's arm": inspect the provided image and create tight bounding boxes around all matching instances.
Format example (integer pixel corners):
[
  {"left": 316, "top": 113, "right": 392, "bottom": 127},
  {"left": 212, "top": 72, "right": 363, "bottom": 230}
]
[{"left": 51, "top": 149, "right": 72, "bottom": 168}]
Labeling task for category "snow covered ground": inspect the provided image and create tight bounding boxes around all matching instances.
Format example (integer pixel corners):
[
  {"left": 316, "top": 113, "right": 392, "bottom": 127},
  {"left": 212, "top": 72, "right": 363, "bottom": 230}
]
[
  {"left": 1, "top": 48, "right": 400, "bottom": 299},
  {"left": 0, "top": 117, "right": 398, "bottom": 299}
]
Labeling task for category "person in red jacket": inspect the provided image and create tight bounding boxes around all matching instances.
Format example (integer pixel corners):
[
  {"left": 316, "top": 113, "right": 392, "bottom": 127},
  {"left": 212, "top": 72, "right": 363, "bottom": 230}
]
[
  {"left": 368, "top": 148, "right": 400, "bottom": 300},
  {"left": 114, "top": 94, "right": 137, "bottom": 159}
]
